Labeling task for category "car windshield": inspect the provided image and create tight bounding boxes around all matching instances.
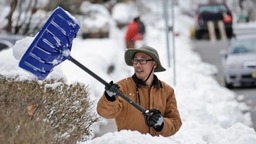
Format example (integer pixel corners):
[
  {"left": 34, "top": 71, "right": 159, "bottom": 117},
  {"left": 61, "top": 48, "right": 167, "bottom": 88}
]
[
  {"left": 230, "top": 40, "right": 256, "bottom": 54},
  {"left": 199, "top": 4, "right": 227, "bottom": 13}
]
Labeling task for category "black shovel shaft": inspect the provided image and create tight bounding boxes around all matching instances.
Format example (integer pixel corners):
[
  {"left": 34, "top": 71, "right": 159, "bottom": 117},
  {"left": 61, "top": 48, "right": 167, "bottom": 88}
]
[
  {"left": 68, "top": 56, "right": 146, "bottom": 113},
  {"left": 69, "top": 56, "right": 108, "bottom": 86},
  {"left": 116, "top": 91, "right": 145, "bottom": 113}
]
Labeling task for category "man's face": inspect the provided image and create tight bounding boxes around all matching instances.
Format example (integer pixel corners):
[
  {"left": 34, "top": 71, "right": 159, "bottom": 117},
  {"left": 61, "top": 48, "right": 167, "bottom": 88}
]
[{"left": 132, "top": 52, "right": 155, "bottom": 81}]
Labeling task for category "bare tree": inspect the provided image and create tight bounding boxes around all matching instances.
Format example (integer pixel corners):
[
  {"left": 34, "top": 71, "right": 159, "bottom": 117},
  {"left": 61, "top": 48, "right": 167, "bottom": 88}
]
[
  {"left": 6, "top": 0, "right": 18, "bottom": 33},
  {"left": 25, "top": 0, "right": 38, "bottom": 35},
  {"left": 5, "top": 0, "right": 44, "bottom": 35}
]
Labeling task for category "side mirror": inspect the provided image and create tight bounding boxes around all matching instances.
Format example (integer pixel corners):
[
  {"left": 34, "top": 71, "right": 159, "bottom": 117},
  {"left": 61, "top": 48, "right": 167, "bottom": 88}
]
[{"left": 220, "top": 49, "right": 228, "bottom": 59}]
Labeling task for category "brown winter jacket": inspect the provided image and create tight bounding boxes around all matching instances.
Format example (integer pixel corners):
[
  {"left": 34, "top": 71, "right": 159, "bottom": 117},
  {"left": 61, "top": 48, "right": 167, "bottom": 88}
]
[{"left": 97, "top": 74, "right": 182, "bottom": 137}]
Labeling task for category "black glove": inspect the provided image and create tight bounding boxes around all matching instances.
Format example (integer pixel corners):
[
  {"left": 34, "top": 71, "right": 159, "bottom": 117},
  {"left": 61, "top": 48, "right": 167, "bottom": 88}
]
[
  {"left": 149, "top": 110, "right": 164, "bottom": 131},
  {"left": 104, "top": 81, "right": 119, "bottom": 102}
]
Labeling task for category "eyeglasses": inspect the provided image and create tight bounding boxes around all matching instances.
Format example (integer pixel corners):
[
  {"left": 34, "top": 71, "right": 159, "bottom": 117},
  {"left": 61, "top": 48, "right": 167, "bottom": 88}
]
[{"left": 132, "top": 58, "right": 154, "bottom": 65}]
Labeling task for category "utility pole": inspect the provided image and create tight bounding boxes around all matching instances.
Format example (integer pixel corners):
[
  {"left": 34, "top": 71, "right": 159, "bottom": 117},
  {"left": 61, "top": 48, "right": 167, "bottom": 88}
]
[
  {"left": 171, "top": 0, "right": 176, "bottom": 86},
  {"left": 163, "top": 0, "right": 170, "bottom": 67},
  {"left": 163, "top": 0, "right": 176, "bottom": 86}
]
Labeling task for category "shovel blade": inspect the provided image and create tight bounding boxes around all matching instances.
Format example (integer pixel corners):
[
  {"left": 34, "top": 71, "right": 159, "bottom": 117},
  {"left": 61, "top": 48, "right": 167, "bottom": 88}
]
[{"left": 19, "top": 6, "right": 80, "bottom": 80}]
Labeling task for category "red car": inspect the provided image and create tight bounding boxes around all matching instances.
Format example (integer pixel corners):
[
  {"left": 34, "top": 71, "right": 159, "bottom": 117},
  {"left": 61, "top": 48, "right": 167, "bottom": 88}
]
[{"left": 194, "top": 2, "right": 233, "bottom": 39}]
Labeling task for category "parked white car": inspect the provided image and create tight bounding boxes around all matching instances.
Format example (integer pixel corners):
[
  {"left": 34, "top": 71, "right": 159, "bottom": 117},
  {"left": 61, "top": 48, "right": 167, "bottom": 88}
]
[
  {"left": 222, "top": 34, "right": 256, "bottom": 88},
  {"left": 0, "top": 34, "right": 23, "bottom": 51}
]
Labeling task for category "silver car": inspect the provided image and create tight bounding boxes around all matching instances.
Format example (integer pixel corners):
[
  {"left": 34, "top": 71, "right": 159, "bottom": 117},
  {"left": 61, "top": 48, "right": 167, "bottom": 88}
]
[
  {"left": 223, "top": 35, "right": 256, "bottom": 88},
  {"left": 0, "top": 34, "right": 23, "bottom": 51}
]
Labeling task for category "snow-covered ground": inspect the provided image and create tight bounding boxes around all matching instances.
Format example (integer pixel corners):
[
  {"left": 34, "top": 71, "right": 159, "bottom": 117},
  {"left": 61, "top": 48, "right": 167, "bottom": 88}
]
[{"left": 1, "top": 1, "right": 256, "bottom": 144}]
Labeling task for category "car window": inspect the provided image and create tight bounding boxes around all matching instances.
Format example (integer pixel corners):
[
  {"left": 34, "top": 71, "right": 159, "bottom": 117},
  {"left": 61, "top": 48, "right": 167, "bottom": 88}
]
[
  {"left": 199, "top": 5, "right": 227, "bottom": 13},
  {"left": 230, "top": 40, "right": 256, "bottom": 54},
  {"left": 0, "top": 39, "right": 13, "bottom": 51}
]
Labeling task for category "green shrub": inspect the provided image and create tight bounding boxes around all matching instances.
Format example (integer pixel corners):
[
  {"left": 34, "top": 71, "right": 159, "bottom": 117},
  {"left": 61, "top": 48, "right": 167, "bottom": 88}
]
[{"left": 0, "top": 75, "right": 99, "bottom": 144}]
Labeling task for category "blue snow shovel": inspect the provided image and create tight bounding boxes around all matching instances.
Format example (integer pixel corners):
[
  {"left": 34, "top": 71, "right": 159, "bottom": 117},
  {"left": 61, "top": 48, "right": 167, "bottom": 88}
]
[{"left": 19, "top": 6, "right": 158, "bottom": 127}]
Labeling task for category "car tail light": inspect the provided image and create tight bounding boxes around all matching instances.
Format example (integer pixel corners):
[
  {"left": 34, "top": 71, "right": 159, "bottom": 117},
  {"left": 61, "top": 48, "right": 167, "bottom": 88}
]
[
  {"left": 223, "top": 13, "right": 232, "bottom": 23},
  {"left": 195, "top": 14, "right": 199, "bottom": 24}
]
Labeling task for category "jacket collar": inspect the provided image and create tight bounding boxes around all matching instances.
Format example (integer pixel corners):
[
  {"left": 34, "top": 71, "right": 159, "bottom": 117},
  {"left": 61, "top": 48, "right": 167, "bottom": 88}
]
[{"left": 132, "top": 74, "right": 163, "bottom": 88}]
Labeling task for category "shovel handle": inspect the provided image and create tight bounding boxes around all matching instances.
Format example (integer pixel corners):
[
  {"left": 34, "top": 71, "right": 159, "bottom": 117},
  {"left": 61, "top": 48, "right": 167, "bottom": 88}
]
[
  {"left": 68, "top": 56, "right": 146, "bottom": 113},
  {"left": 116, "top": 91, "right": 146, "bottom": 113},
  {"left": 69, "top": 56, "right": 109, "bottom": 86}
]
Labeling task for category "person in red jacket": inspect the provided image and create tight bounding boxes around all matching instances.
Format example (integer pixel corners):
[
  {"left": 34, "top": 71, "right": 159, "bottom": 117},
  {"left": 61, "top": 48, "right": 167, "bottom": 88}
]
[{"left": 125, "top": 16, "right": 145, "bottom": 49}]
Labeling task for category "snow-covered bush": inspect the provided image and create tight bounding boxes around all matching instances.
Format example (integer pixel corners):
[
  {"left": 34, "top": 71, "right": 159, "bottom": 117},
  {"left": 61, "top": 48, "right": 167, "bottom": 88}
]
[{"left": 0, "top": 76, "right": 98, "bottom": 143}]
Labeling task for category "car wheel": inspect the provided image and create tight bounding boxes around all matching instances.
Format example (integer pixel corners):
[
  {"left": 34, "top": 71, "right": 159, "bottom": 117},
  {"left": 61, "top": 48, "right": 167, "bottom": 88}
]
[
  {"left": 225, "top": 28, "right": 233, "bottom": 38},
  {"left": 224, "top": 79, "right": 233, "bottom": 89},
  {"left": 195, "top": 29, "right": 202, "bottom": 40}
]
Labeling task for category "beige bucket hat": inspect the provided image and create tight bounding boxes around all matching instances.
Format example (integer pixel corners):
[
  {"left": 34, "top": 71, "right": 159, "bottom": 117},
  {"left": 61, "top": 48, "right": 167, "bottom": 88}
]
[{"left": 124, "top": 46, "right": 166, "bottom": 72}]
